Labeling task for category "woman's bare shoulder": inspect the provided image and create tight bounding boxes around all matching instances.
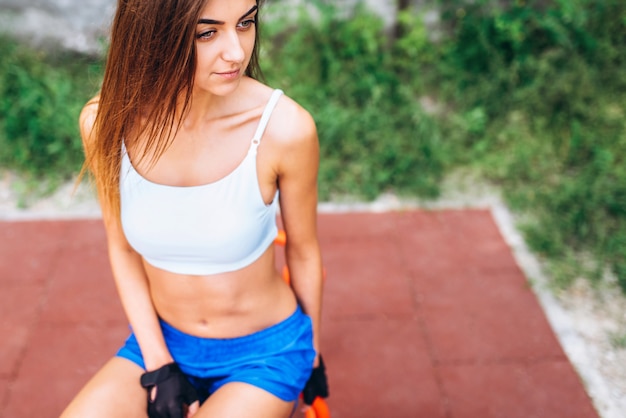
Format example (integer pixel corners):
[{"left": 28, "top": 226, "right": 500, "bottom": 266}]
[
  {"left": 237, "top": 78, "right": 317, "bottom": 146},
  {"left": 266, "top": 92, "right": 317, "bottom": 148},
  {"left": 79, "top": 95, "right": 100, "bottom": 147}
]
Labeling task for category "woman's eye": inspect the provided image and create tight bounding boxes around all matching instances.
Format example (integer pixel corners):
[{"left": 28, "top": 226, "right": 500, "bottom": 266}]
[
  {"left": 196, "top": 30, "right": 216, "bottom": 40},
  {"left": 237, "top": 19, "right": 256, "bottom": 30}
]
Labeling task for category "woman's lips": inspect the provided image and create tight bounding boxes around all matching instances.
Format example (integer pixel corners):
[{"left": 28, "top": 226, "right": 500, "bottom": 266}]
[{"left": 215, "top": 69, "right": 240, "bottom": 79}]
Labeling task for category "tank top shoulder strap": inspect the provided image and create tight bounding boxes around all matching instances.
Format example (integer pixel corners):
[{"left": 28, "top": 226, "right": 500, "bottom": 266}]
[{"left": 251, "top": 89, "right": 283, "bottom": 150}]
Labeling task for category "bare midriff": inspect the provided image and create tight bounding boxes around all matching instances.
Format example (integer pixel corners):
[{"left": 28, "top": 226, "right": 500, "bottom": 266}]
[{"left": 143, "top": 245, "right": 298, "bottom": 339}]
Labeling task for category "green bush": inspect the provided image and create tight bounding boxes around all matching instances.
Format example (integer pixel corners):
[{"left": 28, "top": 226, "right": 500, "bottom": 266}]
[
  {"left": 432, "top": 0, "right": 626, "bottom": 290},
  {"left": 262, "top": 1, "right": 446, "bottom": 200},
  {"left": 2, "top": 0, "right": 625, "bottom": 293},
  {"left": 0, "top": 35, "right": 101, "bottom": 181}
]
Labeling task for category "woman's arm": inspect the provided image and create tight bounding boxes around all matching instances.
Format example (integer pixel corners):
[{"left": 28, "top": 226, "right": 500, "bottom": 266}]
[
  {"left": 105, "top": 227, "right": 173, "bottom": 370},
  {"left": 79, "top": 100, "right": 173, "bottom": 371},
  {"left": 273, "top": 99, "right": 324, "bottom": 365}
]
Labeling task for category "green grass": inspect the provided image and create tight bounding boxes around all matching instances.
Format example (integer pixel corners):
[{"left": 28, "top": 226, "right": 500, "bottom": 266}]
[
  {"left": 0, "top": 35, "right": 102, "bottom": 186},
  {"left": 427, "top": 0, "right": 626, "bottom": 291},
  {"left": 1, "top": 0, "right": 625, "bottom": 293}
]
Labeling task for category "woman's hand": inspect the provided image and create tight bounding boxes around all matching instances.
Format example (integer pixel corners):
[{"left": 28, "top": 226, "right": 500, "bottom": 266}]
[
  {"left": 140, "top": 362, "right": 200, "bottom": 418},
  {"left": 302, "top": 355, "right": 329, "bottom": 405}
]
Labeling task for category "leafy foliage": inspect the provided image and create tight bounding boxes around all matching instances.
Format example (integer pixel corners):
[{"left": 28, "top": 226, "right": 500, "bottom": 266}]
[
  {"left": 432, "top": 0, "right": 626, "bottom": 290},
  {"left": 0, "top": 35, "right": 101, "bottom": 180},
  {"left": 261, "top": 1, "right": 446, "bottom": 200},
  {"left": 2, "top": 0, "right": 626, "bottom": 292}
]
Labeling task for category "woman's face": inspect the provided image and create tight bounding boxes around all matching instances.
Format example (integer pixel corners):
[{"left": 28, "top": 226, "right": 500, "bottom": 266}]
[{"left": 193, "top": 0, "right": 257, "bottom": 97}]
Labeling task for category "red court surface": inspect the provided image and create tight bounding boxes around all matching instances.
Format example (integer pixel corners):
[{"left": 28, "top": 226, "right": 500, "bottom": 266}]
[{"left": 0, "top": 209, "right": 600, "bottom": 417}]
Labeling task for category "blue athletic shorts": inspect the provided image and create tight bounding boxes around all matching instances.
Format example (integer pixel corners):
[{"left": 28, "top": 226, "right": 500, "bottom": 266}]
[{"left": 116, "top": 306, "right": 316, "bottom": 403}]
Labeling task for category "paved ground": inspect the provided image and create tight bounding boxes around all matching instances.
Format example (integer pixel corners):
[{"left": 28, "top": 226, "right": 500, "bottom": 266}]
[{"left": 0, "top": 209, "right": 600, "bottom": 417}]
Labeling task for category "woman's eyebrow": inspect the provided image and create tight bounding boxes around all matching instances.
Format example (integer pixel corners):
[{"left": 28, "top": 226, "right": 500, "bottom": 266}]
[
  {"left": 239, "top": 5, "right": 258, "bottom": 20},
  {"left": 197, "top": 5, "right": 258, "bottom": 25}
]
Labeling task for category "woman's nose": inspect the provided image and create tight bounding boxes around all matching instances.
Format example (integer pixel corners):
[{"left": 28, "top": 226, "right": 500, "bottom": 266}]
[{"left": 221, "top": 31, "right": 245, "bottom": 63}]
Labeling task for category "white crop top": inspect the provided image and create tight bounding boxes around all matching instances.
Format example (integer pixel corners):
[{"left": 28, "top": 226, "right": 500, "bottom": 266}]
[{"left": 120, "top": 89, "right": 283, "bottom": 275}]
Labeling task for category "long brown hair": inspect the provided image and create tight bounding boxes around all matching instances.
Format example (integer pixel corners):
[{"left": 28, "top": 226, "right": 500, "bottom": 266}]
[{"left": 81, "top": 0, "right": 263, "bottom": 220}]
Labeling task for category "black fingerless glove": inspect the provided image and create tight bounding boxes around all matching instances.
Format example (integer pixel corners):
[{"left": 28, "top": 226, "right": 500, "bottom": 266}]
[
  {"left": 302, "top": 355, "right": 329, "bottom": 405},
  {"left": 140, "top": 362, "right": 199, "bottom": 418}
]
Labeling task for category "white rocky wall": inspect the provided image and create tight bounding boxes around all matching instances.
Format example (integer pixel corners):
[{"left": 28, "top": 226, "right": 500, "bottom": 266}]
[
  {"left": 0, "top": 0, "right": 428, "bottom": 54},
  {"left": 0, "top": 0, "right": 116, "bottom": 53}
]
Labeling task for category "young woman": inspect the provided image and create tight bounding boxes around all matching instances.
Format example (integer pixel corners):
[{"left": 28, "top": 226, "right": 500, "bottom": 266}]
[{"left": 61, "top": 0, "right": 328, "bottom": 417}]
